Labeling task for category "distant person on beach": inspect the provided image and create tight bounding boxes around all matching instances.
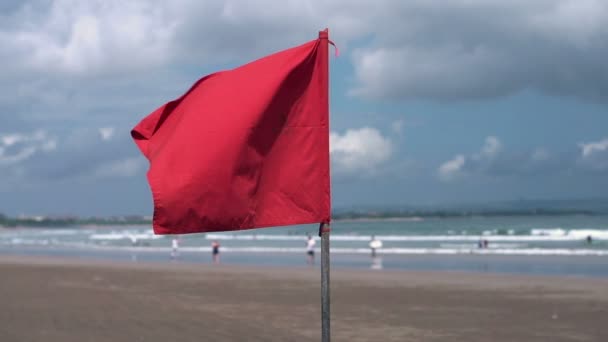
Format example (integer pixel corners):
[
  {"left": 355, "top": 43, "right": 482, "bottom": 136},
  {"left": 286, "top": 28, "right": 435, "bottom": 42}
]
[
  {"left": 587, "top": 235, "right": 593, "bottom": 245},
  {"left": 171, "top": 237, "right": 180, "bottom": 259},
  {"left": 306, "top": 235, "right": 316, "bottom": 265},
  {"left": 212, "top": 240, "right": 220, "bottom": 263},
  {"left": 369, "top": 235, "right": 383, "bottom": 257}
]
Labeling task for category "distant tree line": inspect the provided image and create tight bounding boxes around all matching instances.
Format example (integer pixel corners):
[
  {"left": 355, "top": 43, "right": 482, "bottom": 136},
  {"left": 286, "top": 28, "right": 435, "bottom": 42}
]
[
  {"left": 332, "top": 208, "right": 599, "bottom": 220},
  {"left": 0, "top": 214, "right": 151, "bottom": 228},
  {"left": 0, "top": 207, "right": 603, "bottom": 228}
]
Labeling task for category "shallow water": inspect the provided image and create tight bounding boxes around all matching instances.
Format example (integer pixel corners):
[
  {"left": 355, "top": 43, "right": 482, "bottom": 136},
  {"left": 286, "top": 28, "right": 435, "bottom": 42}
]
[{"left": 1, "top": 215, "right": 607, "bottom": 277}]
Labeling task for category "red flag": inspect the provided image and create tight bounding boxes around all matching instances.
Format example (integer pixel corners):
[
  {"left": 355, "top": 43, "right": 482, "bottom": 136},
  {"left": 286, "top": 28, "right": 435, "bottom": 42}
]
[{"left": 131, "top": 31, "right": 331, "bottom": 234}]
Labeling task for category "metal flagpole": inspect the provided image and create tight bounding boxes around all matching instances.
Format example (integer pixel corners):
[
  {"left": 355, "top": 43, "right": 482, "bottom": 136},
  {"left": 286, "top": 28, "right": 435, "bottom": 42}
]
[
  {"left": 319, "top": 223, "right": 331, "bottom": 342},
  {"left": 318, "top": 28, "right": 331, "bottom": 342}
]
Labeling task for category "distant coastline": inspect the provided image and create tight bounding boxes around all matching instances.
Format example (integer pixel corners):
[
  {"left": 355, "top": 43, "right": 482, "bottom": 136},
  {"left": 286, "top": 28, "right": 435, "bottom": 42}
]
[
  {"left": 1, "top": 207, "right": 606, "bottom": 228},
  {"left": 331, "top": 208, "right": 601, "bottom": 221},
  {"left": 333, "top": 216, "right": 425, "bottom": 223}
]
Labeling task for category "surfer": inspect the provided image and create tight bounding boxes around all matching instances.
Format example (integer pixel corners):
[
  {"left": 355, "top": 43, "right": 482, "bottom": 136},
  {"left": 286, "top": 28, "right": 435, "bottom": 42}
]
[
  {"left": 369, "top": 235, "right": 383, "bottom": 257},
  {"left": 306, "top": 235, "right": 316, "bottom": 265},
  {"left": 171, "top": 237, "right": 180, "bottom": 259}
]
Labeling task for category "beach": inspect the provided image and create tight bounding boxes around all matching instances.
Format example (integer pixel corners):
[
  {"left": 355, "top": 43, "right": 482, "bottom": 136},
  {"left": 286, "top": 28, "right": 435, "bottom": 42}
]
[{"left": 0, "top": 255, "right": 606, "bottom": 341}]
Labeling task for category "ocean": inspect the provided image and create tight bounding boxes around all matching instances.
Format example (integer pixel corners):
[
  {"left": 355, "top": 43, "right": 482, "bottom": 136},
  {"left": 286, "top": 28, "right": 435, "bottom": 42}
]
[{"left": 2, "top": 215, "right": 608, "bottom": 277}]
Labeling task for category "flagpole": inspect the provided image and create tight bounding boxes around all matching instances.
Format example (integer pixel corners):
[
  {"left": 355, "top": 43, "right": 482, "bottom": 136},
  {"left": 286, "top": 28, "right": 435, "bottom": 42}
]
[
  {"left": 318, "top": 28, "right": 331, "bottom": 342},
  {"left": 319, "top": 223, "right": 331, "bottom": 342}
]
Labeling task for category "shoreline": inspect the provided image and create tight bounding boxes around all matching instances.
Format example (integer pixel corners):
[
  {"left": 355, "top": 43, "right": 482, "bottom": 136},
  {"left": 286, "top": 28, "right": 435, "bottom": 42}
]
[
  {"left": 1, "top": 253, "right": 608, "bottom": 284},
  {"left": 2, "top": 246, "right": 608, "bottom": 278}
]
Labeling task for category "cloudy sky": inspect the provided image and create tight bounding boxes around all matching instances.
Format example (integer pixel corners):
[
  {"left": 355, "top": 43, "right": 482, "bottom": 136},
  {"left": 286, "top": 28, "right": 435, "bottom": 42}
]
[{"left": 1, "top": 0, "right": 608, "bottom": 216}]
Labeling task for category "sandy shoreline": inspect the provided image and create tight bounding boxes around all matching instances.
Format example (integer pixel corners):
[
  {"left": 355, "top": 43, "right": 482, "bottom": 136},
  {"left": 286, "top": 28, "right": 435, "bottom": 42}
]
[{"left": 1, "top": 255, "right": 607, "bottom": 341}]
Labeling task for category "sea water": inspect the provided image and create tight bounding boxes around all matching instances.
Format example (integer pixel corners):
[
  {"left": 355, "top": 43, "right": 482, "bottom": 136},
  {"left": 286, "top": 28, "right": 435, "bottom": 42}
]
[{"left": 1, "top": 215, "right": 607, "bottom": 276}]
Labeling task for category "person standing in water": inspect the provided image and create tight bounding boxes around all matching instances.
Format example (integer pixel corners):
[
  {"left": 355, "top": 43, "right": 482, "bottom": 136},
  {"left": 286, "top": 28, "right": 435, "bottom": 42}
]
[
  {"left": 306, "top": 235, "right": 316, "bottom": 266},
  {"left": 369, "top": 235, "right": 383, "bottom": 257},
  {"left": 211, "top": 240, "right": 220, "bottom": 263},
  {"left": 171, "top": 236, "right": 180, "bottom": 260}
]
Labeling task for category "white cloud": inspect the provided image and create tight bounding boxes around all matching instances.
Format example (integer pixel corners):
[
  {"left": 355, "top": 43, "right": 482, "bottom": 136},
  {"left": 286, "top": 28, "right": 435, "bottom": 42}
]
[
  {"left": 0, "top": 146, "right": 37, "bottom": 165},
  {"left": 1, "top": 1, "right": 177, "bottom": 74},
  {"left": 579, "top": 138, "right": 608, "bottom": 157},
  {"left": 438, "top": 136, "right": 503, "bottom": 181},
  {"left": 1, "top": 134, "right": 23, "bottom": 146},
  {"left": 474, "top": 136, "right": 502, "bottom": 160},
  {"left": 436, "top": 137, "right": 600, "bottom": 180},
  {"left": 578, "top": 137, "right": 608, "bottom": 171},
  {"left": 0, "top": 130, "right": 57, "bottom": 165},
  {"left": 0, "top": 0, "right": 335, "bottom": 76},
  {"left": 99, "top": 127, "right": 115, "bottom": 141},
  {"left": 438, "top": 154, "right": 466, "bottom": 181},
  {"left": 330, "top": 127, "right": 392, "bottom": 173}
]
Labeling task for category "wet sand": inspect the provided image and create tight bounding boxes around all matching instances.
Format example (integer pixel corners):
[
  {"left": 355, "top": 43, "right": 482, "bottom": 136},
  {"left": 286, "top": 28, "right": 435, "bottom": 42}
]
[{"left": 0, "top": 255, "right": 607, "bottom": 341}]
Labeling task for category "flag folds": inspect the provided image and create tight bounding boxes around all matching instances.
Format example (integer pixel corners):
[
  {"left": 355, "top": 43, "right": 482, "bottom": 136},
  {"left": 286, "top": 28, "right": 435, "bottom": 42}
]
[{"left": 131, "top": 32, "right": 331, "bottom": 234}]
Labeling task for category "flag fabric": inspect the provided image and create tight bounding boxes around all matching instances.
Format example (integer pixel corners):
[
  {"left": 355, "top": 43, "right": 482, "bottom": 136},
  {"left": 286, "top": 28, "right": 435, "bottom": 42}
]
[{"left": 131, "top": 31, "right": 331, "bottom": 234}]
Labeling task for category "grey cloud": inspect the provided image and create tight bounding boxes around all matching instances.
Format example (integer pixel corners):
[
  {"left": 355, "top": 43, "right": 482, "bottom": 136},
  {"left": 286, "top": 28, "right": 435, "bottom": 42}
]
[
  {"left": 0, "top": 1, "right": 331, "bottom": 76},
  {"left": 0, "top": 127, "right": 145, "bottom": 191},
  {"left": 1, "top": 69, "right": 194, "bottom": 133},
  {"left": 3, "top": 0, "right": 606, "bottom": 118},
  {"left": 349, "top": 0, "right": 608, "bottom": 102},
  {"left": 31, "top": 128, "right": 142, "bottom": 181}
]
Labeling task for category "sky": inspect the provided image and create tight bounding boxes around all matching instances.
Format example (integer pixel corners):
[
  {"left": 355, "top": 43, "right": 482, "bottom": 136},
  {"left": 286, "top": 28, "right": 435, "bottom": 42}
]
[{"left": 1, "top": 0, "right": 608, "bottom": 216}]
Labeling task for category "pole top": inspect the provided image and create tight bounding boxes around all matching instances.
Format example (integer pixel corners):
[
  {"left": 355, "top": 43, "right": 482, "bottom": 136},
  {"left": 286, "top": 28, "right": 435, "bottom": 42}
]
[{"left": 319, "top": 28, "right": 329, "bottom": 39}]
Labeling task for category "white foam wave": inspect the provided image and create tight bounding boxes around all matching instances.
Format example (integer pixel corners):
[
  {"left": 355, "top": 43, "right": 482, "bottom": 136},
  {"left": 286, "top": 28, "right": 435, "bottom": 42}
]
[
  {"left": 189, "top": 247, "right": 608, "bottom": 256},
  {"left": 38, "top": 229, "right": 83, "bottom": 235},
  {"left": 2, "top": 239, "right": 607, "bottom": 256},
  {"left": 205, "top": 231, "right": 608, "bottom": 242},
  {"left": 440, "top": 243, "right": 528, "bottom": 249},
  {"left": 7, "top": 238, "right": 53, "bottom": 245},
  {"left": 89, "top": 231, "right": 161, "bottom": 242},
  {"left": 482, "top": 229, "right": 516, "bottom": 236},
  {"left": 531, "top": 228, "right": 608, "bottom": 239},
  {"left": 531, "top": 228, "right": 567, "bottom": 236}
]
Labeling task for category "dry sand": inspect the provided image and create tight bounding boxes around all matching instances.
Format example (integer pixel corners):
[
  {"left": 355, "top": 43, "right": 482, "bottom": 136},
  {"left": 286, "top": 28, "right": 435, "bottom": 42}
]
[{"left": 0, "top": 255, "right": 607, "bottom": 341}]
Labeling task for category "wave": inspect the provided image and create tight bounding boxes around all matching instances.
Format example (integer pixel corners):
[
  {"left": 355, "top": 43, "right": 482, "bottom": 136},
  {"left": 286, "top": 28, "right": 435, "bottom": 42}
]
[
  {"left": 531, "top": 228, "right": 608, "bottom": 239},
  {"left": 3, "top": 240, "right": 607, "bottom": 256},
  {"left": 4, "top": 228, "right": 607, "bottom": 241},
  {"left": 38, "top": 229, "right": 84, "bottom": 235},
  {"left": 89, "top": 232, "right": 162, "bottom": 241},
  {"left": 439, "top": 243, "right": 528, "bottom": 249},
  {"left": 205, "top": 230, "right": 608, "bottom": 242},
  {"left": 202, "top": 247, "right": 608, "bottom": 256}
]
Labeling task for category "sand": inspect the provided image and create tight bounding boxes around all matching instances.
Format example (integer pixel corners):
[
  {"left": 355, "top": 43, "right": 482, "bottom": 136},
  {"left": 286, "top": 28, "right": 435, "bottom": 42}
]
[{"left": 0, "top": 255, "right": 607, "bottom": 342}]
